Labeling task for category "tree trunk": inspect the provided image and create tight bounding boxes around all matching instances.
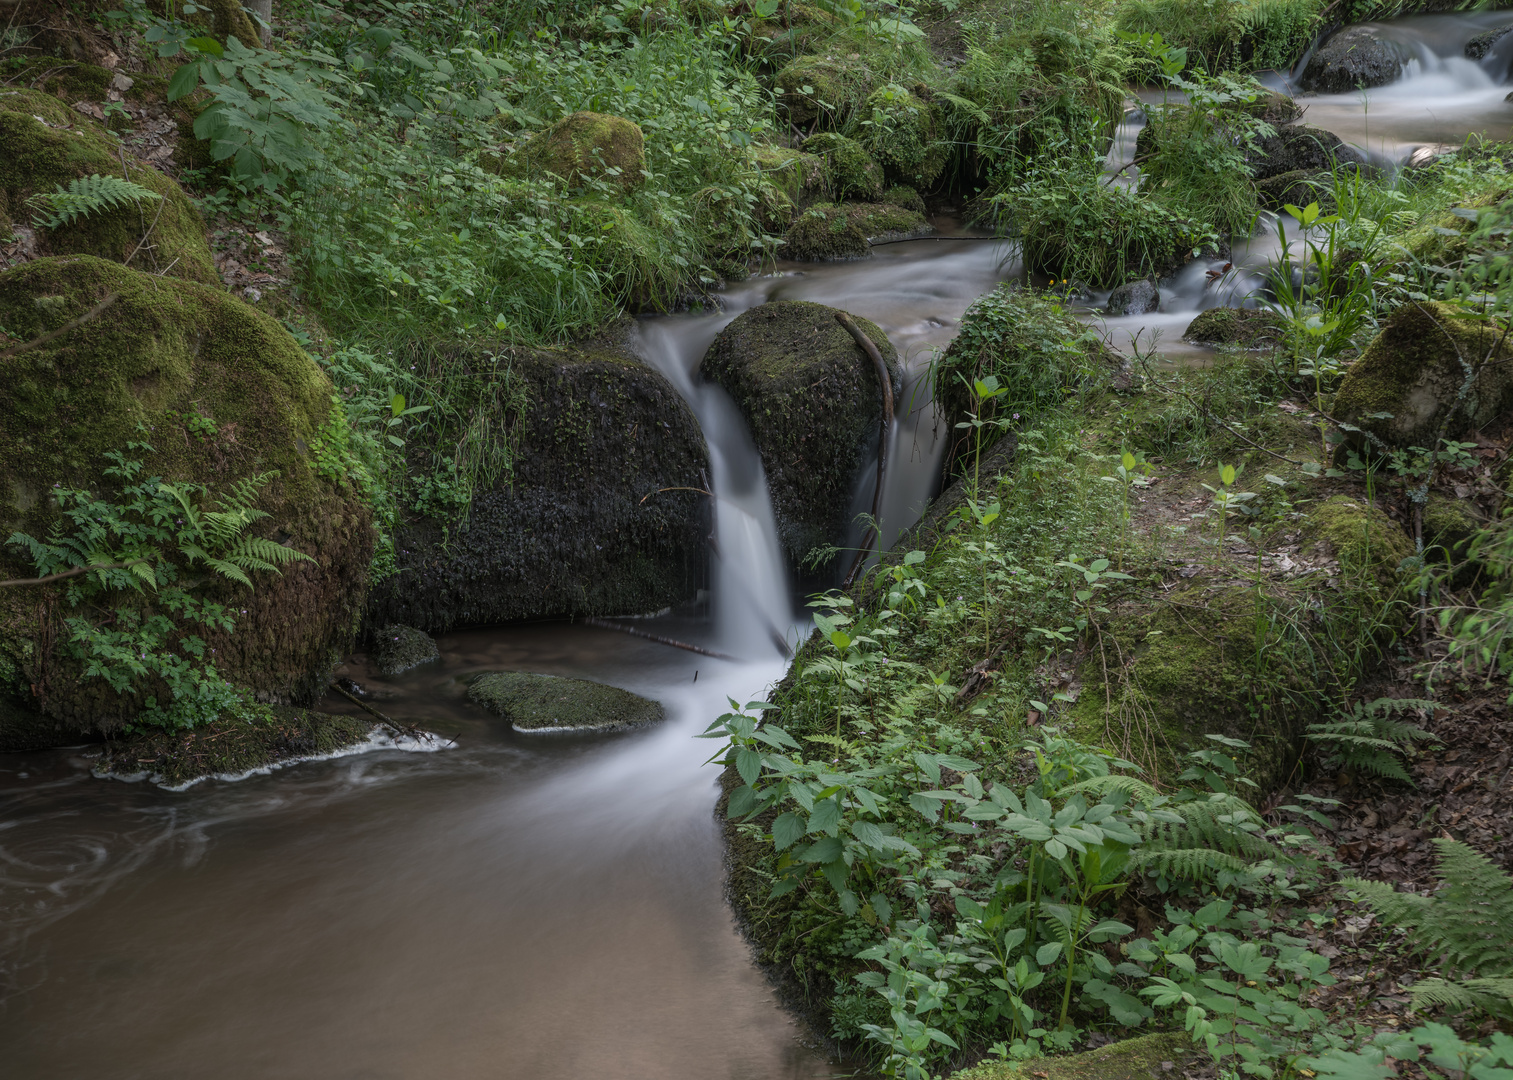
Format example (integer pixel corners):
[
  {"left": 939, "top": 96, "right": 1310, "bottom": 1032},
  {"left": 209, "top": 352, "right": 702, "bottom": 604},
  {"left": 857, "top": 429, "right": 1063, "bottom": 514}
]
[{"left": 245, "top": 0, "right": 273, "bottom": 45}]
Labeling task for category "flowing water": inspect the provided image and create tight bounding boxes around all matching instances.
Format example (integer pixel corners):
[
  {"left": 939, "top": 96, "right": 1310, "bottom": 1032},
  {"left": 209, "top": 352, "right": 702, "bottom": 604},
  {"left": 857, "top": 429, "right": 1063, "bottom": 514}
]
[{"left": 2, "top": 15, "right": 1511, "bottom": 1077}]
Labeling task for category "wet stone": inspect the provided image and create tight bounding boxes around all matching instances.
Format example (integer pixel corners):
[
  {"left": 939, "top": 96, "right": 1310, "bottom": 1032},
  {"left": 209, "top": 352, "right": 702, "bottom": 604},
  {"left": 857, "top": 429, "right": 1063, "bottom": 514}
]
[
  {"left": 1107, "top": 279, "right": 1160, "bottom": 316},
  {"left": 370, "top": 625, "right": 440, "bottom": 676},
  {"left": 467, "top": 671, "right": 664, "bottom": 732}
]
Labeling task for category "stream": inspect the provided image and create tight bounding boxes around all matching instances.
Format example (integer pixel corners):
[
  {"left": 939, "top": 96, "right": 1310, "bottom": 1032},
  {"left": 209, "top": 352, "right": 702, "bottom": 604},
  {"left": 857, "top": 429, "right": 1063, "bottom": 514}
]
[{"left": 1, "top": 14, "right": 1509, "bottom": 1078}]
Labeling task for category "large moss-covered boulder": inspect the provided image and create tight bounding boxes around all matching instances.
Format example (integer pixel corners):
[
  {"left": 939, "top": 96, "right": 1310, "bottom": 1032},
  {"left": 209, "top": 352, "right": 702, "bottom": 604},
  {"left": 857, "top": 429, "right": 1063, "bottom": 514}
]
[
  {"left": 364, "top": 343, "right": 708, "bottom": 633},
  {"left": 497, "top": 111, "right": 646, "bottom": 192},
  {"left": 1247, "top": 125, "right": 1367, "bottom": 182},
  {"left": 0, "top": 256, "right": 373, "bottom": 748},
  {"left": 774, "top": 54, "right": 874, "bottom": 128},
  {"left": 0, "top": 89, "right": 218, "bottom": 285},
  {"left": 859, "top": 86, "right": 946, "bottom": 188},
  {"left": 1334, "top": 301, "right": 1513, "bottom": 449},
  {"left": 801, "top": 133, "right": 884, "bottom": 202},
  {"left": 1299, "top": 25, "right": 1411, "bottom": 93},
  {"left": 700, "top": 301, "right": 901, "bottom": 568},
  {"left": 468, "top": 671, "right": 663, "bottom": 732},
  {"left": 782, "top": 201, "right": 930, "bottom": 260},
  {"left": 951, "top": 1032, "right": 1195, "bottom": 1080},
  {"left": 1182, "top": 307, "right": 1286, "bottom": 347}
]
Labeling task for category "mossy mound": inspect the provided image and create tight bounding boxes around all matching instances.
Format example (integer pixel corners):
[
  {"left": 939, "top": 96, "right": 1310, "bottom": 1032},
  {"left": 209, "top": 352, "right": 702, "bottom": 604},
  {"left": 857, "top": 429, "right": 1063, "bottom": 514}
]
[
  {"left": 949, "top": 1032, "right": 1195, "bottom": 1080},
  {"left": 881, "top": 185, "right": 926, "bottom": 214},
  {"left": 1307, "top": 493, "right": 1416, "bottom": 588},
  {"left": 0, "top": 89, "right": 217, "bottom": 285},
  {"left": 752, "top": 145, "right": 827, "bottom": 230},
  {"left": 468, "top": 671, "right": 664, "bottom": 732},
  {"left": 1333, "top": 301, "right": 1513, "bottom": 449},
  {"left": 1255, "top": 168, "right": 1333, "bottom": 213},
  {"left": 774, "top": 54, "right": 874, "bottom": 128},
  {"left": 496, "top": 111, "right": 646, "bottom": 192},
  {"left": 0, "top": 256, "right": 373, "bottom": 744},
  {"left": 859, "top": 86, "right": 946, "bottom": 188},
  {"left": 370, "top": 625, "right": 440, "bottom": 676},
  {"left": 801, "top": 133, "right": 884, "bottom": 202},
  {"left": 782, "top": 201, "right": 931, "bottom": 260},
  {"left": 1248, "top": 125, "right": 1367, "bottom": 182},
  {"left": 93, "top": 706, "right": 376, "bottom": 789},
  {"left": 1299, "top": 25, "right": 1409, "bottom": 93},
  {"left": 700, "top": 300, "right": 901, "bottom": 569},
  {"left": 364, "top": 342, "right": 708, "bottom": 634},
  {"left": 1182, "top": 307, "right": 1286, "bottom": 347}
]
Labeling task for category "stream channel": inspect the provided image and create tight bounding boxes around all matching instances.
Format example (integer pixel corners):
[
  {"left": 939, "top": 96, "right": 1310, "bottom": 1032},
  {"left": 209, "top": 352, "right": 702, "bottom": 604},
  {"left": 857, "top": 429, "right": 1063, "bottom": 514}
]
[{"left": 1, "top": 15, "right": 1510, "bottom": 1078}]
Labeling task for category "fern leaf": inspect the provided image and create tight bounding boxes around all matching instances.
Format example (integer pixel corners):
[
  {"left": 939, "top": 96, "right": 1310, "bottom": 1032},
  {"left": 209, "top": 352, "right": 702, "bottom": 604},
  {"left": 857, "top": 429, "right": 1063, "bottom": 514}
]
[
  {"left": 1128, "top": 848, "right": 1252, "bottom": 884},
  {"left": 26, "top": 174, "right": 162, "bottom": 229},
  {"left": 1059, "top": 774, "right": 1159, "bottom": 802}
]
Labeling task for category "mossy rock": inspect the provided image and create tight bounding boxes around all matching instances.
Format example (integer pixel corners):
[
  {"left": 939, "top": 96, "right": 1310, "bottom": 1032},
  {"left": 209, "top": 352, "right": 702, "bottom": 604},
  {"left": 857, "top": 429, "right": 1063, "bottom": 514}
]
[
  {"left": 860, "top": 85, "right": 946, "bottom": 188},
  {"left": 1307, "top": 493, "right": 1416, "bottom": 589},
  {"left": 782, "top": 201, "right": 931, "bottom": 260},
  {"left": 801, "top": 132, "right": 884, "bottom": 202},
  {"left": 1299, "top": 25, "right": 1410, "bottom": 93},
  {"left": 0, "top": 256, "right": 373, "bottom": 744},
  {"left": 364, "top": 341, "right": 709, "bottom": 634},
  {"left": 1255, "top": 168, "right": 1333, "bottom": 213},
  {"left": 370, "top": 625, "right": 440, "bottom": 676},
  {"left": 949, "top": 1032, "right": 1196, "bottom": 1080},
  {"left": 0, "top": 89, "right": 217, "bottom": 285},
  {"left": 1182, "top": 308, "right": 1286, "bottom": 347},
  {"left": 752, "top": 145, "right": 827, "bottom": 230},
  {"left": 773, "top": 54, "right": 874, "bottom": 128},
  {"left": 881, "top": 184, "right": 926, "bottom": 214},
  {"left": 700, "top": 300, "right": 901, "bottom": 569},
  {"left": 468, "top": 670, "right": 664, "bottom": 732},
  {"left": 494, "top": 111, "right": 646, "bottom": 192},
  {"left": 1247, "top": 125, "right": 1367, "bottom": 182},
  {"left": 93, "top": 705, "right": 376, "bottom": 789},
  {"left": 1423, "top": 492, "right": 1483, "bottom": 584},
  {"left": 1333, "top": 301, "right": 1513, "bottom": 450}
]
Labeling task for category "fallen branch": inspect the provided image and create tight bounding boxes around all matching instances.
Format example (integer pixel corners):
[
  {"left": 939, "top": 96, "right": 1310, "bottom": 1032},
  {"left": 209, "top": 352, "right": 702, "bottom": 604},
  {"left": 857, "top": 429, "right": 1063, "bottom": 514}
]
[
  {"left": 836, "top": 310, "right": 894, "bottom": 588},
  {"left": 639, "top": 485, "right": 714, "bottom": 504},
  {"left": 0, "top": 557, "right": 147, "bottom": 588},
  {"left": 327, "top": 681, "right": 436, "bottom": 743},
  {"left": 0, "top": 293, "right": 118, "bottom": 358},
  {"left": 582, "top": 616, "right": 735, "bottom": 660}
]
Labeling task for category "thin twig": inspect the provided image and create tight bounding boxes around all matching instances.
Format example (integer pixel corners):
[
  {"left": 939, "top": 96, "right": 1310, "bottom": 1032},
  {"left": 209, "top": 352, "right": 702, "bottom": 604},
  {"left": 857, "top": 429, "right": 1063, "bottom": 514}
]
[
  {"left": 582, "top": 616, "right": 735, "bottom": 659},
  {"left": 639, "top": 485, "right": 713, "bottom": 504},
  {"left": 124, "top": 195, "right": 167, "bottom": 268},
  {"left": 0, "top": 557, "right": 147, "bottom": 588},
  {"left": 0, "top": 292, "right": 118, "bottom": 358}
]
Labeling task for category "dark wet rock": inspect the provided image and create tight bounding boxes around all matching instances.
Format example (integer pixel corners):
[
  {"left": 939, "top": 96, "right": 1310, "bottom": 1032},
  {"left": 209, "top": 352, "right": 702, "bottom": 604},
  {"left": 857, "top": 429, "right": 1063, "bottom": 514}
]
[
  {"left": 0, "top": 257, "right": 373, "bottom": 747},
  {"left": 365, "top": 340, "right": 709, "bottom": 635},
  {"left": 468, "top": 671, "right": 663, "bottom": 732},
  {"left": 781, "top": 201, "right": 931, "bottom": 261},
  {"left": 1182, "top": 308, "right": 1286, "bottom": 347},
  {"left": 1334, "top": 300, "right": 1513, "bottom": 449},
  {"left": 1299, "top": 26, "right": 1411, "bottom": 94},
  {"left": 370, "top": 625, "right": 440, "bottom": 676},
  {"left": 1248, "top": 125, "right": 1368, "bottom": 182},
  {"left": 1107, "top": 279, "right": 1160, "bottom": 316},
  {"left": 700, "top": 301, "right": 901, "bottom": 569},
  {"left": 1255, "top": 168, "right": 1332, "bottom": 212},
  {"left": 1466, "top": 23, "right": 1513, "bottom": 60}
]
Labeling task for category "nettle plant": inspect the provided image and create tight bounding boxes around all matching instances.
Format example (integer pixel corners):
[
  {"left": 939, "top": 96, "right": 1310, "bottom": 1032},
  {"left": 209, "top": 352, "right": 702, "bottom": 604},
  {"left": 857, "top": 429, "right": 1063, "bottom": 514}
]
[{"left": 3, "top": 443, "right": 312, "bottom": 730}]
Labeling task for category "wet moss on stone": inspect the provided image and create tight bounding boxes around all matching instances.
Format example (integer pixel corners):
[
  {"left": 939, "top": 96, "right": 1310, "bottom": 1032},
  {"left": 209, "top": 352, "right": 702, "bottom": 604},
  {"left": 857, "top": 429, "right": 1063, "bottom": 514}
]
[
  {"left": 700, "top": 300, "right": 902, "bottom": 569},
  {"left": 468, "top": 670, "right": 664, "bottom": 731},
  {"left": 752, "top": 145, "right": 828, "bottom": 231},
  {"left": 493, "top": 111, "right": 646, "bottom": 192},
  {"left": 1333, "top": 300, "right": 1513, "bottom": 449},
  {"left": 860, "top": 85, "right": 946, "bottom": 188},
  {"left": 369, "top": 625, "right": 440, "bottom": 676},
  {"left": 1182, "top": 307, "right": 1285, "bottom": 347},
  {"left": 774, "top": 54, "right": 873, "bottom": 128},
  {"left": 363, "top": 342, "right": 709, "bottom": 634},
  {"left": 782, "top": 201, "right": 930, "bottom": 260},
  {"left": 0, "top": 256, "right": 373, "bottom": 743},
  {"left": 949, "top": 1031, "right": 1195, "bottom": 1080},
  {"left": 801, "top": 132, "right": 884, "bottom": 202},
  {"left": 0, "top": 89, "right": 218, "bottom": 285},
  {"left": 881, "top": 184, "right": 926, "bottom": 215}
]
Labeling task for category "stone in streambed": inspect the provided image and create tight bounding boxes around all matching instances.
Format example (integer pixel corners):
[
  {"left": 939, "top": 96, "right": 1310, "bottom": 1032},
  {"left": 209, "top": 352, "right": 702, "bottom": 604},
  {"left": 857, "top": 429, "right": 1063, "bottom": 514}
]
[
  {"left": 491, "top": 111, "right": 645, "bottom": 193},
  {"left": 370, "top": 625, "right": 440, "bottom": 676},
  {"left": 1299, "top": 25, "right": 1411, "bottom": 94},
  {"left": 1181, "top": 308, "right": 1285, "bottom": 348},
  {"left": 1106, "top": 279, "right": 1160, "bottom": 316},
  {"left": 1466, "top": 23, "right": 1513, "bottom": 60},
  {"left": 1248, "top": 125, "right": 1368, "bottom": 182},
  {"left": 468, "top": 671, "right": 663, "bottom": 732},
  {"left": 781, "top": 201, "right": 931, "bottom": 261}
]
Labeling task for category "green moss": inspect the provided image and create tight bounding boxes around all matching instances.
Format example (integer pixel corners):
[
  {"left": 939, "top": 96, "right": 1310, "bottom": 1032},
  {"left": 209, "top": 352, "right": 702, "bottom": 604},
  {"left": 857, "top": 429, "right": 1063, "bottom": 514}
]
[
  {"left": 801, "top": 132, "right": 884, "bottom": 202},
  {"left": 752, "top": 145, "right": 827, "bottom": 230},
  {"left": 1333, "top": 301, "right": 1513, "bottom": 448},
  {"left": 364, "top": 341, "right": 709, "bottom": 633},
  {"left": 700, "top": 300, "right": 901, "bottom": 568},
  {"left": 93, "top": 705, "right": 376, "bottom": 788},
  {"left": 774, "top": 54, "right": 874, "bottom": 128},
  {"left": 468, "top": 670, "right": 664, "bottom": 731},
  {"left": 369, "top": 625, "right": 440, "bottom": 676},
  {"left": 782, "top": 201, "right": 929, "bottom": 260},
  {"left": 881, "top": 184, "right": 926, "bottom": 213},
  {"left": 1181, "top": 307, "right": 1285, "bottom": 347},
  {"left": 0, "top": 256, "right": 372, "bottom": 739},
  {"left": 950, "top": 1032, "right": 1194, "bottom": 1080},
  {"left": 860, "top": 85, "right": 946, "bottom": 187},
  {"left": 0, "top": 89, "right": 218, "bottom": 285},
  {"left": 1255, "top": 168, "right": 1333, "bottom": 212},
  {"left": 495, "top": 111, "right": 646, "bottom": 192},
  {"left": 1309, "top": 494, "right": 1416, "bottom": 586}
]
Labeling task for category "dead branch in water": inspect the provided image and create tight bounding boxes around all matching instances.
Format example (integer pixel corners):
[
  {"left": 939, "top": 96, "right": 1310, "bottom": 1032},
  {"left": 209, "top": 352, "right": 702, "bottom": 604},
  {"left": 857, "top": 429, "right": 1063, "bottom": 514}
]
[
  {"left": 582, "top": 616, "right": 735, "bottom": 660},
  {"left": 327, "top": 681, "right": 438, "bottom": 743}
]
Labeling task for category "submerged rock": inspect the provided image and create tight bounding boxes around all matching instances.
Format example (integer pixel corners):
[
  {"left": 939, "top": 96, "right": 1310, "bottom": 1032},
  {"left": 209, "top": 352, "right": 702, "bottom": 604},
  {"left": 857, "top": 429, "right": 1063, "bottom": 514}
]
[
  {"left": 1106, "top": 279, "right": 1160, "bottom": 316},
  {"left": 493, "top": 111, "right": 645, "bottom": 192},
  {"left": 364, "top": 340, "right": 708, "bottom": 634},
  {"left": 700, "top": 300, "right": 901, "bottom": 569},
  {"left": 1333, "top": 300, "right": 1513, "bottom": 449},
  {"left": 1299, "top": 26, "right": 1411, "bottom": 94},
  {"left": 370, "top": 625, "right": 440, "bottom": 676},
  {"left": 1466, "top": 23, "right": 1513, "bottom": 60},
  {"left": 1182, "top": 308, "right": 1285, "bottom": 347},
  {"left": 468, "top": 671, "right": 663, "bottom": 732},
  {"left": 0, "top": 89, "right": 218, "bottom": 284},
  {"left": 781, "top": 201, "right": 931, "bottom": 260},
  {"left": 0, "top": 257, "right": 373, "bottom": 748}
]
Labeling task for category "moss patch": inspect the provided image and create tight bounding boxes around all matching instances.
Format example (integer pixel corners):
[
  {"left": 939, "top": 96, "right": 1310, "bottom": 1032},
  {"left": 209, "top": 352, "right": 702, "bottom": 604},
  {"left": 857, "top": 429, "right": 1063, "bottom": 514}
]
[
  {"left": 700, "top": 300, "right": 901, "bottom": 569},
  {"left": 497, "top": 111, "right": 646, "bottom": 192},
  {"left": 468, "top": 670, "right": 664, "bottom": 731},
  {"left": 782, "top": 200, "right": 930, "bottom": 260},
  {"left": 0, "top": 256, "right": 372, "bottom": 740},
  {"left": 0, "top": 89, "right": 217, "bottom": 285},
  {"left": 1333, "top": 300, "right": 1513, "bottom": 449},
  {"left": 1182, "top": 307, "right": 1286, "bottom": 347},
  {"left": 950, "top": 1031, "right": 1195, "bottom": 1080},
  {"left": 363, "top": 341, "right": 709, "bottom": 634},
  {"left": 93, "top": 705, "right": 375, "bottom": 789},
  {"left": 860, "top": 85, "right": 946, "bottom": 187},
  {"left": 802, "top": 132, "right": 884, "bottom": 202},
  {"left": 369, "top": 625, "right": 440, "bottom": 676},
  {"left": 774, "top": 54, "right": 875, "bottom": 128}
]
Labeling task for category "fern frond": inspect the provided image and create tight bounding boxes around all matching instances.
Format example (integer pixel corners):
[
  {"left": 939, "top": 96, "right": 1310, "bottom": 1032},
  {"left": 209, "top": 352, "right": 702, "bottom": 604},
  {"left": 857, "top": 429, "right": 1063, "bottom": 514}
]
[
  {"left": 1128, "top": 848, "right": 1252, "bottom": 884},
  {"left": 1059, "top": 774, "right": 1159, "bottom": 801},
  {"left": 224, "top": 535, "right": 314, "bottom": 571},
  {"left": 1340, "top": 877, "right": 1433, "bottom": 930},
  {"left": 1410, "top": 977, "right": 1513, "bottom": 1018},
  {"left": 27, "top": 174, "right": 162, "bottom": 229}
]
